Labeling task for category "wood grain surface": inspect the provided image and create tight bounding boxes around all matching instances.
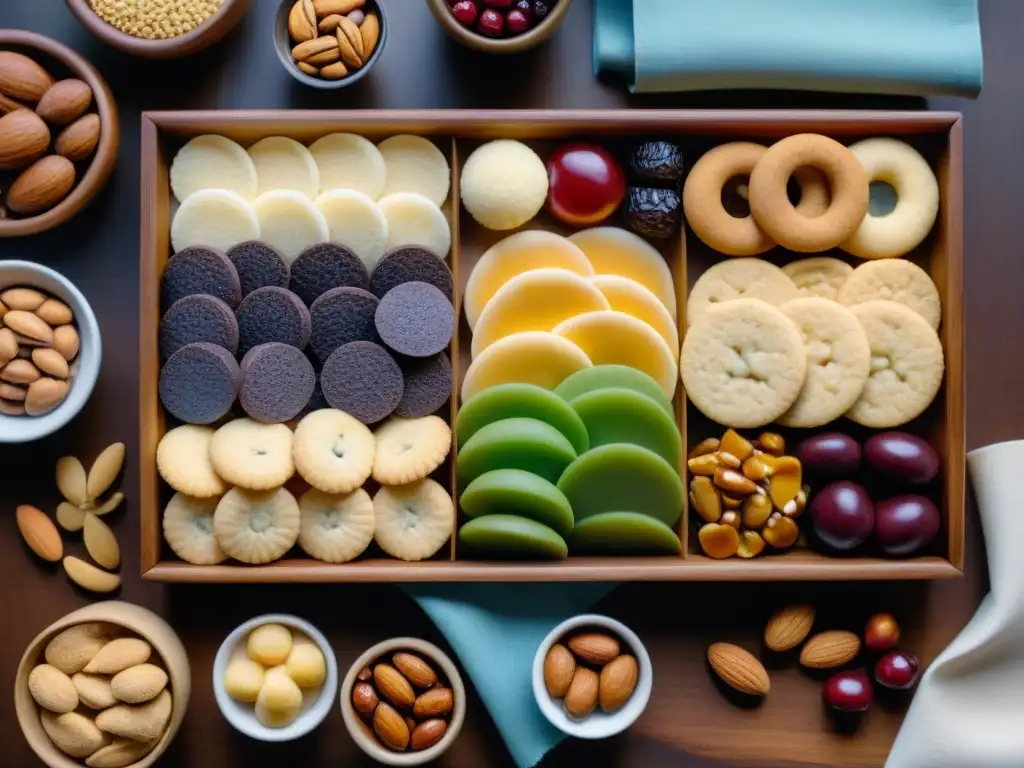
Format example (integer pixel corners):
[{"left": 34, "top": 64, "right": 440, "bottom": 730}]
[{"left": 0, "top": 0, "right": 1013, "bottom": 765}]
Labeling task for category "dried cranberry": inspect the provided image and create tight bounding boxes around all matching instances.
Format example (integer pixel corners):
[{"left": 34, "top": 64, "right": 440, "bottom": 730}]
[
  {"left": 506, "top": 9, "right": 533, "bottom": 34},
  {"left": 450, "top": 0, "right": 478, "bottom": 26},
  {"left": 478, "top": 8, "right": 505, "bottom": 36}
]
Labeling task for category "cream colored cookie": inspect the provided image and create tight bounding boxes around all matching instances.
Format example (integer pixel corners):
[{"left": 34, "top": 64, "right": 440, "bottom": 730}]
[
  {"left": 156, "top": 425, "right": 227, "bottom": 498},
  {"left": 781, "top": 257, "right": 854, "bottom": 301},
  {"left": 837, "top": 259, "right": 941, "bottom": 330},
  {"left": 213, "top": 487, "right": 300, "bottom": 564},
  {"left": 373, "top": 479, "right": 454, "bottom": 562},
  {"left": 253, "top": 190, "right": 331, "bottom": 263},
  {"left": 314, "top": 189, "right": 389, "bottom": 269},
  {"left": 681, "top": 298, "right": 806, "bottom": 428},
  {"left": 372, "top": 415, "right": 452, "bottom": 485},
  {"left": 162, "top": 493, "right": 226, "bottom": 565},
  {"left": 846, "top": 300, "right": 944, "bottom": 428},
  {"left": 210, "top": 418, "right": 295, "bottom": 490},
  {"left": 378, "top": 135, "right": 451, "bottom": 207},
  {"left": 297, "top": 487, "right": 375, "bottom": 563},
  {"left": 687, "top": 258, "right": 799, "bottom": 326},
  {"left": 776, "top": 298, "right": 871, "bottom": 428},
  {"left": 170, "top": 189, "right": 260, "bottom": 254},
  {"left": 378, "top": 192, "right": 452, "bottom": 258},
  {"left": 293, "top": 409, "right": 375, "bottom": 494},
  {"left": 308, "top": 133, "right": 386, "bottom": 199},
  {"left": 170, "top": 135, "right": 258, "bottom": 203},
  {"left": 248, "top": 136, "right": 320, "bottom": 199}
]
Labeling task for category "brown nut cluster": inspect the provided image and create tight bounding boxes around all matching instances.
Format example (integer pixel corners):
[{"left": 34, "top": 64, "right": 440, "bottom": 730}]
[
  {"left": 688, "top": 429, "right": 809, "bottom": 559},
  {"left": 543, "top": 631, "right": 639, "bottom": 719},
  {"left": 288, "top": 0, "right": 381, "bottom": 81},
  {"left": 351, "top": 651, "right": 454, "bottom": 753},
  {"left": 0, "top": 287, "right": 81, "bottom": 417}
]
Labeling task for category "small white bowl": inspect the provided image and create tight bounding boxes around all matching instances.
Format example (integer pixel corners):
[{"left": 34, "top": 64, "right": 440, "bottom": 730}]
[
  {"left": 0, "top": 260, "right": 101, "bottom": 443},
  {"left": 532, "top": 614, "right": 652, "bottom": 739},
  {"left": 213, "top": 614, "right": 339, "bottom": 742},
  {"left": 340, "top": 637, "right": 465, "bottom": 766}
]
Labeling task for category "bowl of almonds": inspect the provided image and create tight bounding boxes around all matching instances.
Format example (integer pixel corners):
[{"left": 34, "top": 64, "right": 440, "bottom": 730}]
[
  {"left": 340, "top": 637, "right": 465, "bottom": 764},
  {"left": 275, "top": 0, "right": 386, "bottom": 88},
  {"left": 0, "top": 260, "right": 101, "bottom": 442}
]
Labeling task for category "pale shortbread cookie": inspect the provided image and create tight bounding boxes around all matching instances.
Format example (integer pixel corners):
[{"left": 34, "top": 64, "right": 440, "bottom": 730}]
[
  {"left": 253, "top": 190, "right": 330, "bottom": 263},
  {"left": 837, "top": 259, "right": 941, "bottom": 330},
  {"left": 248, "top": 137, "right": 320, "bottom": 199},
  {"left": 156, "top": 425, "right": 227, "bottom": 498},
  {"left": 170, "top": 135, "right": 258, "bottom": 203},
  {"left": 377, "top": 135, "right": 451, "bottom": 207},
  {"left": 308, "top": 133, "right": 386, "bottom": 200},
  {"left": 162, "top": 493, "right": 226, "bottom": 565},
  {"left": 378, "top": 192, "right": 452, "bottom": 259},
  {"left": 777, "top": 298, "right": 870, "bottom": 428},
  {"left": 210, "top": 418, "right": 295, "bottom": 490},
  {"left": 781, "top": 257, "right": 854, "bottom": 301},
  {"left": 298, "top": 487, "right": 375, "bottom": 563},
  {"left": 687, "top": 258, "right": 798, "bottom": 326},
  {"left": 293, "top": 409, "right": 375, "bottom": 494},
  {"left": 681, "top": 298, "right": 806, "bottom": 428},
  {"left": 846, "top": 300, "right": 944, "bottom": 428},
  {"left": 373, "top": 479, "right": 454, "bottom": 562},
  {"left": 372, "top": 415, "right": 452, "bottom": 485},
  {"left": 213, "top": 487, "right": 300, "bottom": 564},
  {"left": 314, "top": 190, "right": 389, "bottom": 269},
  {"left": 170, "top": 189, "right": 259, "bottom": 254}
]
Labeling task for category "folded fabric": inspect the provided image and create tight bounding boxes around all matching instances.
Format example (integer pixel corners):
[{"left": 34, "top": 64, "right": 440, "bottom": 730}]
[
  {"left": 886, "top": 440, "right": 1024, "bottom": 767},
  {"left": 406, "top": 583, "right": 617, "bottom": 768},
  {"left": 594, "top": 0, "right": 983, "bottom": 97}
]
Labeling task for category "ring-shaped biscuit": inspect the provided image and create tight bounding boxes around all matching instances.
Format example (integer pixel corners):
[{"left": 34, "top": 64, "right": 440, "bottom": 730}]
[
  {"left": 839, "top": 138, "right": 940, "bottom": 259},
  {"left": 682, "top": 142, "right": 830, "bottom": 256},
  {"left": 749, "top": 134, "right": 869, "bottom": 253}
]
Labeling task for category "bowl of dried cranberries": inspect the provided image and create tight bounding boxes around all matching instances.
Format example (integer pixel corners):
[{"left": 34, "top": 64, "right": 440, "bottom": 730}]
[{"left": 426, "top": 0, "right": 571, "bottom": 54}]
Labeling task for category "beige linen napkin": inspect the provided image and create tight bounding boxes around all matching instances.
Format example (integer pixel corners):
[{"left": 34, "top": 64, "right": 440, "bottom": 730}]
[{"left": 887, "top": 440, "right": 1024, "bottom": 767}]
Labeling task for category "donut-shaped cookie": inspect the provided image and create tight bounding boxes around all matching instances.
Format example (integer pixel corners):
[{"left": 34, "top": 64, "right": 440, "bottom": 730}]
[
  {"left": 682, "top": 142, "right": 831, "bottom": 256},
  {"left": 839, "top": 138, "right": 940, "bottom": 260},
  {"left": 749, "top": 134, "right": 869, "bottom": 253}
]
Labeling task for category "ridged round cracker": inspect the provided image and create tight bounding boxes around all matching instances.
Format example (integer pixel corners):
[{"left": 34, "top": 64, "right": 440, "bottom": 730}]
[
  {"left": 213, "top": 487, "right": 300, "bottom": 564},
  {"left": 373, "top": 479, "right": 453, "bottom": 562},
  {"left": 297, "top": 487, "right": 374, "bottom": 563},
  {"left": 163, "top": 493, "right": 226, "bottom": 565},
  {"left": 293, "top": 409, "right": 375, "bottom": 493}
]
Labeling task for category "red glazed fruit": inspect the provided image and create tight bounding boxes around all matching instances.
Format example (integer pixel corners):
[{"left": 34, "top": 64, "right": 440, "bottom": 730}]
[
  {"left": 451, "top": 0, "right": 478, "bottom": 25},
  {"left": 809, "top": 481, "right": 874, "bottom": 552},
  {"left": 506, "top": 8, "right": 533, "bottom": 34},
  {"left": 823, "top": 671, "right": 873, "bottom": 713},
  {"left": 546, "top": 144, "right": 626, "bottom": 226},
  {"left": 875, "top": 494, "right": 940, "bottom": 556},
  {"left": 478, "top": 8, "right": 505, "bottom": 36},
  {"left": 864, "top": 613, "right": 901, "bottom": 652},
  {"left": 864, "top": 432, "right": 940, "bottom": 484},
  {"left": 875, "top": 650, "right": 919, "bottom": 690}
]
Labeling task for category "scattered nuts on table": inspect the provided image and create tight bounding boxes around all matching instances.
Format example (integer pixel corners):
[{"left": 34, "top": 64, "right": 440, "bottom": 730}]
[
  {"left": 707, "top": 642, "right": 770, "bottom": 697},
  {"left": 543, "top": 629, "right": 639, "bottom": 719},
  {"left": 763, "top": 604, "right": 815, "bottom": 653},
  {"left": 287, "top": 0, "right": 380, "bottom": 81}
]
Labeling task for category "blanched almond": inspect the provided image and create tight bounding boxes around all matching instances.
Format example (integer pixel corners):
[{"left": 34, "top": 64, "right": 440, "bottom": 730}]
[
  {"left": 40, "top": 710, "right": 106, "bottom": 759},
  {"left": 87, "top": 442, "right": 125, "bottom": 501},
  {"left": 32, "top": 347, "right": 69, "bottom": 378},
  {"left": 36, "top": 297, "right": 74, "bottom": 326},
  {"left": 57, "top": 501, "right": 86, "bottom": 531},
  {"left": 45, "top": 622, "right": 118, "bottom": 675},
  {"left": 86, "top": 738, "right": 158, "bottom": 768},
  {"left": 83, "top": 637, "right": 151, "bottom": 674},
  {"left": 63, "top": 556, "right": 121, "bottom": 594},
  {"left": 95, "top": 689, "right": 171, "bottom": 742},
  {"left": 28, "top": 664, "right": 78, "bottom": 713},
  {"left": 2, "top": 358, "right": 41, "bottom": 384},
  {"left": 26, "top": 377, "right": 69, "bottom": 415},
  {"left": 110, "top": 663, "right": 168, "bottom": 704},
  {"left": 1, "top": 287, "right": 46, "bottom": 310},
  {"left": 73, "top": 672, "right": 117, "bottom": 710},
  {"left": 84, "top": 513, "right": 120, "bottom": 570},
  {"left": 4, "top": 309, "right": 54, "bottom": 343},
  {"left": 93, "top": 491, "right": 125, "bottom": 516},
  {"left": 52, "top": 324, "right": 79, "bottom": 361},
  {"left": 56, "top": 455, "right": 88, "bottom": 505}
]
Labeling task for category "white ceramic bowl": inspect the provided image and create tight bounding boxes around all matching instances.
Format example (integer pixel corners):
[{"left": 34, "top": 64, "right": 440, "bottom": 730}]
[
  {"left": 340, "top": 637, "right": 465, "bottom": 765},
  {"left": 213, "top": 614, "right": 339, "bottom": 742},
  {"left": 532, "top": 613, "right": 652, "bottom": 739},
  {"left": 0, "top": 260, "right": 101, "bottom": 443}
]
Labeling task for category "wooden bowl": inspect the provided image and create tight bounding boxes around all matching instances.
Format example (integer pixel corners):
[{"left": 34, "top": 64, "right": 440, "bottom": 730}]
[
  {"left": 14, "top": 601, "right": 191, "bottom": 768},
  {"left": 64, "top": 0, "right": 250, "bottom": 59},
  {"left": 425, "top": 0, "right": 571, "bottom": 54},
  {"left": 0, "top": 30, "right": 119, "bottom": 238}
]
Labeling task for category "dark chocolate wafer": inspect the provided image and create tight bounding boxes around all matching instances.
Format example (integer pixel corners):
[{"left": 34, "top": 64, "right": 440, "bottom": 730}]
[
  {"left": 227, "top": 241, "right": 290, "bottom": 298},
  {"left": 321, "top": 341, "right": 403, "bottom": 424},
  {"left": 396, "top": 352, "right": 452, "bottom": 418},
  {"left": 236, "top": 286, "right": 311, "bottom": 356},
  {"left": 289, "top": 242, "right": 370, "bottom": 306},
  {"left": 375, "top": 281, "right": 455, "bottom": 358},
  {"left": 309, "top": 286, "right": 380, "bottom": 363},
  {"left": 159, "top": 342, "right": 240, "bottom": 424},
  {"left": 162, "top": 246, "right": 242, "bottom": 308},
  {"left": 160, "top": 294, "right": 239, "bottom": 361},
  {"left": 370, "top": 246, "right": 454, "bottom": 301},
  {"left": 239, "top": 342, "right": 316, "bottom": 424}
]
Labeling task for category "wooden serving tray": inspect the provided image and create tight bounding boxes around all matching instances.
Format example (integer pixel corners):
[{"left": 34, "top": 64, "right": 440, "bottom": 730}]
[{"left": 139, "top": 110, "right": 964, "bottom": 583}]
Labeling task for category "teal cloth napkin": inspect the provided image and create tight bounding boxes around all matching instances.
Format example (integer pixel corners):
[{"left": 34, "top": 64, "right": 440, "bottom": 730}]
[
  {"left": 594, "top": 0, "right": 983, "bottom": 96},
  {"left": 406, "top": 583, "right": 617, "bottom": 767}
]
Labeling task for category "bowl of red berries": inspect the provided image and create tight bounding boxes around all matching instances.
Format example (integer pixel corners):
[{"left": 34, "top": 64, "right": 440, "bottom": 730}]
[{"left": 426, "top": 0, "right": 571, "bottom": 53}]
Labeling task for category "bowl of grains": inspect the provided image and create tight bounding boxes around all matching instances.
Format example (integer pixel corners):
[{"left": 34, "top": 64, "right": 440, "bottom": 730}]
[{"left": 65, "top": 0, "right": 251, "bottom": 59}]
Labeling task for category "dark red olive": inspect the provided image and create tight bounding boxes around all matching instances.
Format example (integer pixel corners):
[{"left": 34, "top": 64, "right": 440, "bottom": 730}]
[
  {"left": 875, "top": 650, "right": 919, "bottom": 690},
  {"left": 875, "top": 494, "right": 940, "bottom": 556},
  {"left": 864, "top": 432, "right": 940, "bottom": 484},
  {"left": 809, "top": 481, "right": 874, "bottom": 551},
  {"left": 824, "top": 671, "right": 873, "bottom": 712},
  {"left": 796, "top": 433, "right": 861, "bottom": 478}
]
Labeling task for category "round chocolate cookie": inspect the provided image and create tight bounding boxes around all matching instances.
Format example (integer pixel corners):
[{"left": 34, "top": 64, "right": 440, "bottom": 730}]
[
  {"left": 321, "top": 341, "right": 403, "bottom": 424},
  {"left": 162, "top": 246, "right": 242, "bottom": 309},
  {"left": 160, "top": 294, "right": 239, "bottom": 361},
  {"left": 227, "top": 241, "right": 290, "bottom": 298},
  {"left": 396, "top": 352, "right": 452, "bottom": 418},
  {"left": 375, "top": 281, "right": 455, "bottom": 358},
  {"left": 239, "top": 342, "right": 316, "bottom": 424},
  {"left": 309, "top": 286, "right": 380, "bottom": 363},
  {"left": 289, "top": 243, "right": 371, "bottom": 307},
  {"left": 370, "top": 246, "right": 454, "bottom": 301},
  {"left": 236, "top": 286, "right": 312, "bottom": 356},
  {"left": 159, "top": 342, "right": 241, "bottom": 425}
]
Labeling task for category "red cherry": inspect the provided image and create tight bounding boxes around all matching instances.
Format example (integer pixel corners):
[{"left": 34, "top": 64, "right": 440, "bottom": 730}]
[
  {"left": 546, "top": 144, "right": 626, "bottom": 226},
  {"left": 864, "top": 612, "right": 900, "bottom": 652},
  {"left": 450, "top": 0, "right": 478, "bottom": 25},
  {"left": 506, "top": 9, "right": 533, "bottom": 34},
  {"left": 478, "top": 8, "right": 505, "bottom": 36},
  {"left": 875, "top": 651, "right": 919, "bottom": 690},
  {"left": 823, "top": 671, "right": 873, "bottom": 713}
]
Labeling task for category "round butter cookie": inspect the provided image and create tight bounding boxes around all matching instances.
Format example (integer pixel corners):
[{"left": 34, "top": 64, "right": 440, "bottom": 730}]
[
  {"left": 836, "top": 259, "right": 941, "bottom": 330},
  {"left": 687, "top": 258, "right": 799, "bottom": 326},
  {"left": 681, "top": 298, "right": 806, "bottom": 428},
  {"left": 372, "top": 415, "right": 452, "bottom": 486},
  {"left": 157, "top": 425, "right": 227, "bottom": 498},
  {"left": 293, "top": 409, "right": 375, "bottom": 494},
  {"left": 314, "top": 189, "right": 389, "bottom": 269},
  {"left": 253, "top": 190, "right": 330, "bottom": 263},
  {"left": 308, "top": 133, "right": 386, "bottom": 200},
  {"left": 298, "top": 487, "right": 375, "bottom": 563},
  {"left": 162, "top": 493, "right": 226, "bottom": 565},
  {"left": 170, "top": 190, "right": 260, "bottom": 256},
  {"left": 846, "top": 300, "right": 944, "bottom": 428},
  {"left": 373, "top": 479, "right": 454, "bottom": 562},
  {"left": 782, "top": 256, "right": 854, "bottom": 301},
  {"left": 378, "top": 192, "right": 452, "bottom": 259},
  {"left": 378, "top": 135, "right": 451, "bottom": 207},
  {"left": 248, "top": 136, "right": 320, "bottom": 199},
  {"left": 213, "top": 487, "right": 300, "bottom": 565},
  {"left": 776, "top": 298, "right": 870, "bottom": 428},
  {"left": 170, "top": 135, "right": 257, "bottom": 203},
  {"left": 210, "top": 418, "right": 295, "bottom": 490}
]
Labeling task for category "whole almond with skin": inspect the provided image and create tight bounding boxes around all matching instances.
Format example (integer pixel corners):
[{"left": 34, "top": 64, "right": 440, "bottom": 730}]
[
  {"left": 0, "top": 399, "right": 24, "bottom": 415},
  {"left": 318, "top": 14, "right": 344, "bottom": 33},
  {"left": 351, "top": 681, "right": 378, "bottom": 714},
  {"left": 392, "top": 652, "right": 437, "bottom": 688},
  {"left": 765, "top": 604, "right": 815, "bottom": 652},
  {"left": 17, "top": 504, "right": 63, "bottom": 561},
  {"left": 0, "top": 327, "right": 18, "bottom": 365},
  {"left": 338, "top": 16, "right": 364, "bottom": 59},
  {"left": 708, "top": 642, "right": 770, "bottom": 696},
  {"left": 413, "top": 687, "right": 453, "bottom": 718},
  {"left": 53, "top": 324, "right": 80, "bottom": 361},
  {"left": 543, "top": 643, "right": 575, "bottom": 698},
  {"left": 599, "top": 654, "right": 638, "bottom": 713},
  {"left": 297, "top": 61, "right": 320, "bottom": 76},
  {"left": 568, "top": 633, "right": 620, "bottom": 666},
  {"left": 0, "top": 109, "right": 50, "bottom": 170},
  {"left": 563, "top": 666, "right": 599, "bottom": 720},
  {"left": 88, "top": 442, "right": 125, "bottom": 501},
  {"left": 319, "top": 62, "right": 348, "bottom": 79},
  {"left": 0, "top": 91, "right": 27, "bottom": 114},
  {"left": 26, "top": 377, "right": 69, "bottom": 415},
  {"left": 313, "top": 0, "right": 364, "bottom": 16},
  {"left": 410, "top": 718, "right": 447, "bottom": 751},
  {"left": 8, "top": 155, "right": 76, "bottom": 216},
  {"left": 2, "top": 358, "right": 41, "bottom": 384},
  {"left": 373, "top": 701, "right": 410, "bottom": 751},
  {"left": 374, "top": 663, "right": 415, "bottom": 709},
  {"left": 0, "top": 287, "right": 45, "bottom": 310},
  {"left": 335, "top": 26, "right": 362, "bottom": 69},
  {"left": 292, "top": 35, "right": 338, "bottom": 62},
  {"left": 55, "top": 113, "right": 101, "bottom": 162},
  {"left": 14, "top": 331, "right": 48, "bottom": 348},
  {"left": 360, "top": 13, "right": 380, "bottom": 57},
  {"left": 0, "top": 51, "right": 54, "bottom": 103},
  {"left": 36, "top": 79, "right": 92, "bottom": 125},
  {"left": 0, "top": 381, "right": 26, "bottom": 400},
  {"left": 800, "top": 631, "right": 861, "bottom": 669},
  {"left": 5, "top": 309, "right": 53, "bottom": 343},
  {"left": 36, "top": 297, "right": 74, "bottom": 326},
  {"left": 63, "top": 556, "right": 121, "bottom": 593},
  {"left": 288, "top": 0, "right": 317, "bottom": 42},
  {"left": 57, "top": 455, "right": 88, "bottom": 505},
  {"left": 84, "top": 513, "right": 120, "bottom": 570},
  {"left": 32, "top": 347, "right": 69, "bottom": 379}
]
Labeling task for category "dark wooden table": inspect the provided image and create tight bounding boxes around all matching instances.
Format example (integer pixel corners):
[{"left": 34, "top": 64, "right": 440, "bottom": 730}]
[{"left": 0, "top": 1, "right": 1013, "bottom": 765}]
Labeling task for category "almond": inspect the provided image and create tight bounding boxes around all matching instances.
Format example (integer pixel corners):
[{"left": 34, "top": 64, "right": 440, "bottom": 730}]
[
  {"left": 297, "top": 61, "right": 320, "bottom": 77},
  {"left": 95, "top": 689, "right": 171, "bottom": 742},
  {"left": 7, "top": 155, "right": 76, "bottom": 216},
  {"left": 28, "top": 664, "right": 79, "bottom": 713},
  {"left": 0, "top": 51, "right": 54, "bottom": 103},
  {"left": 0, "top": 288, "right": 45, "bottom": 311},
  {"left": 392, "top": 652, "right": 437, "bottom": 688},
  {"left": 4, "top": 309, "right": 53, "bottom": 343},
  {"left": 410, "top": 719, "right": 447, "bottom": 751},
  {"left": 351, "top": 681, "right": 378, "bottom": 713},
  {"left": 318, "top": 14, "right": 344, "bottom": 33},
  {"left": 94, "top": 491, "right": 125, "bottom": 516},
  {"left": 45, "top": 623, "right": 119, "bottom": 675},
  {"left": 0, "top": 91, "right": 27, "bottom": 114},
  {"left": 57, "top": 501, "right": 87, "bottom": 531},
  {"left": 372, "top": 701, "right": 409, "bottom": 751},
  {"left": 88, "top": 442, "right": 125, "bottom": 501},
  {"left": 334, "top": 26, "right": 361, "bottom": 68},
  {"left": 110, "top": 663, "right": 168, "bottom": 704},
  {"left": 16, "top": 504, "right": 62, "bottom": 562},
  {"left": 83, "top": 637, "right": 151, "bottom": 674},
  {"left": 73, "top": 672, "right": 117, "bottom": 710},
  {"left": 0, "top": 327, "right": 18, "bottom": 366},
  {"left": 32, "top": 347, "right": 69, "bottom": 379},
  {"left": 55, "top": 113, "right": 101, "bottom": 162},
  {"left": 56, "top": 455, "right": 88, "bottom": 505},
  {"left": 36, "top": 79, "right": 92, "bottom": 126},
  {"left": 292, "top": 35, "right": 339, "bottom": 62},
  {"left": 85, "top": 738, "right": 158, "bottom": 768},
  {"left": 338, "top": 16, "right": 364, "bottom": 59},
  {"left": 360, "top": 12, "right": 380, "bottom": 57},
  {"left": 2, "top": 358, "right": 41, "bottom": 384},
  {"left": 764, "top": 604, "right": 815, "bottom": 652},
  {"left": 0, "top": 399, "right": 25, "bottom": 415},
  {"left": 543, "top": 643, "right": 575, "bottom": 698},
  {"left": 288, "top": 0, "right": 317, "bottom": 42},
  {"left": 0, "top": 381, "right": 26, "bottom": 400},
  {"left": 36, "top": 297, "right": 74, "bottom": 326},
  {"left": 313, "top": 0, "right": 364, "bottom": 15},
  {"left": 562, "top": 666, "right": 599, "bottom": 720},
  {"left": 707, "top": 642, "right": 770, "bottom": 696},
  {"left": 568, "top": 633, "right": 620, "bottom": 666},
  {"left": 26, "top": 377, "right": 69, "bottom": 415},
  {"left": 319, "top": 61, "right": 349, "bottom": 80},
  {"left": 53, "top": 324, "right": 80, "bottom": 361},
  {"left": 84, "top": 513, "right": 120, "bottom": 570},
  {"left": 0, "top": 109, "right": 49, "bottom": 170},
  {"left": 799, "top": 631, "right": 861, "bottom": 669},
  {"left": 599, "top": 653, "right": 638, "bottom": 713},
  {"left": 63, "top": 556, "right": 121, "bottom": 593},
  {"left": 373, "top": 663, "right": 415, "bottom": 709},
  {"left": 412, "top": 687, "right": 453, "bottom": 718},
  {"left": 40, "top": 710, "right": 105, "bottom": 759}
]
